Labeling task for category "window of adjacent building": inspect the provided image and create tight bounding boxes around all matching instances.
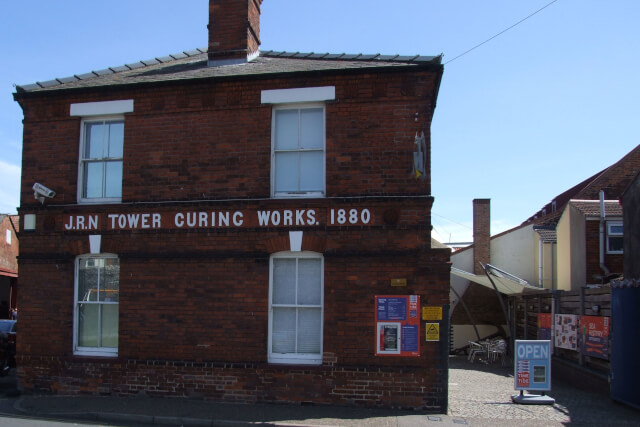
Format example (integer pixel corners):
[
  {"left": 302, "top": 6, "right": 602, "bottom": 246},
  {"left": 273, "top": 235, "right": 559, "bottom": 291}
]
[
  {"left": 268, "top": 251, "right": 323, "bottom": 364},
  {"left": 272, "top": 105, "right": 325, "bottom": 198},
  {"left": 74, "top": 254, "right": 119, "bottom": 356},
  {"left": 5, "top": 230, "right": 10, "bottom": 245},
  {"left": 606, "top": 221, "right": 623, "bottom": 254},
  {"left": 79, "top": 118, "right": 124, "bottom": 203}
]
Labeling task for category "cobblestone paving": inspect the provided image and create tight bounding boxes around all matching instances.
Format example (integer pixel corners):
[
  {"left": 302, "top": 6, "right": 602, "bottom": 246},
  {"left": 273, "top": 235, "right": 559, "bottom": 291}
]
[{"left": 448, "top": 356, "right": 640, "bottom": 426}]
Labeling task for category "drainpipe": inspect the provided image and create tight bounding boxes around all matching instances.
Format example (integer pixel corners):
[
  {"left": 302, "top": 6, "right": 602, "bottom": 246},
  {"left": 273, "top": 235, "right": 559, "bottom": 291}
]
[
  {"left": 538, "top": 239, "right": 544, "bottom": 287},
  {"left": 599, "top": 190, "right": 610, "bottom": 279},
  {"left": 551, "top": 242, "right": 555, "bottom": 290}
]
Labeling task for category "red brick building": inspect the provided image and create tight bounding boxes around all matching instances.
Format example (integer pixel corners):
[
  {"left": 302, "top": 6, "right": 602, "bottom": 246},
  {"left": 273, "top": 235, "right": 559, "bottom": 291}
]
[
  {"left": 0, "top": 215, "right": 18, "bottom": 316},
  {"left": 13, "top": 0, "right": 450, "bottom": 410}
]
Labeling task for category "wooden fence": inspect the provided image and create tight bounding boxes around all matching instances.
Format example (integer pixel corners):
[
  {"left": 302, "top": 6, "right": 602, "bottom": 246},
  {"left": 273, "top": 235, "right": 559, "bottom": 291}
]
[{"left": 508, "top": 284, "right": 611, "bottom": 375}]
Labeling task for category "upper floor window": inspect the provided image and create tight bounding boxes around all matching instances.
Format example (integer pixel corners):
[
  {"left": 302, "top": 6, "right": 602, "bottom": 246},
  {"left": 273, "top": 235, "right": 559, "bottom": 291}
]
[
  {"left": 74, "top": 254, "right": 119, "bottom": 356},
  {"left": 71, "top": 100, "right": 133, "bottom": 204},
  {"left": 261, "top": 87, "right": 334, "bottom": 199},
  {"left": 79, "top": 118, "right": 124, "bottom": 202},
  {"left": 606, "top": 221, "right": 623, "bottom": 254},
  {"left": 272, "top": 105, "right": 325, "bottom": 198}
]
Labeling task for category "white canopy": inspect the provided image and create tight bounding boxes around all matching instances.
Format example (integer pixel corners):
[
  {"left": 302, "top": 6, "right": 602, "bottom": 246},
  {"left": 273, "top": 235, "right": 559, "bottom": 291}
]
[{"left": 451, "top": 264, "right": 543, "bottom": 295}]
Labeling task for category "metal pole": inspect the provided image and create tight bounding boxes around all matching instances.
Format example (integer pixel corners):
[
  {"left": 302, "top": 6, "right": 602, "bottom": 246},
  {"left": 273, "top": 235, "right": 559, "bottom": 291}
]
[
  {"left": 482, "top": 263, "right": 514, "bottom": 355},
  {"left": 451, "top": 286, "right": 481, "bottom": 342},
  {"left": 441, "top": 304, "right": 451, "bottom": 414},
  {"left": 579, "top": 286, "right": 585, "bottom": 366}
]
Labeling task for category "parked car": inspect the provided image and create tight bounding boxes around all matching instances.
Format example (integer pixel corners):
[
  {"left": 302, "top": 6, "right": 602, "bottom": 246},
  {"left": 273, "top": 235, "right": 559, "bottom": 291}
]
[{"left": 0, "top": 319, "right": 16, "bottom": 374}]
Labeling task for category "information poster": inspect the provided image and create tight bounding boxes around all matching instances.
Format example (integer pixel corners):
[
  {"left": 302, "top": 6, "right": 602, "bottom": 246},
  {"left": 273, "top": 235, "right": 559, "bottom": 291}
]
[
  {"left": 514, "top": 340, "right": 552, "bottom": 391},
  {"left": 554, "top": 314, "right": 578, "bottom": 350},
  {"left": 538, "top": 313, "right": 552, "bottom": 340},
  {"left": 375, "top": 295, "right": 420, "bottom": 357},
  {"left": 580, "top": 316, "right": 610, "bottom": 360}
]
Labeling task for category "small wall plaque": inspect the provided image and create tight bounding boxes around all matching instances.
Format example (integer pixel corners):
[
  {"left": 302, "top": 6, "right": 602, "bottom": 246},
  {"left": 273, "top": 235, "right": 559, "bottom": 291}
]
[
  {"left": 390, "top": 278, "right": 407, "bottom": 287},
  {"left": 422, "top": 306, "right": 442, "bottom": 321}
]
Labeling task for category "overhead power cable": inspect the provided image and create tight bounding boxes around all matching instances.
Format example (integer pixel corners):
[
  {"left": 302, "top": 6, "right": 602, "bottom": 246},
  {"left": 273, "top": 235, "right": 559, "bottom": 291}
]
[
  {"left": 432, "top": 212, "right": 473, "bottom": 230},
  {"left": 445, "top": 0, "right": 560, "bottom": 65}
]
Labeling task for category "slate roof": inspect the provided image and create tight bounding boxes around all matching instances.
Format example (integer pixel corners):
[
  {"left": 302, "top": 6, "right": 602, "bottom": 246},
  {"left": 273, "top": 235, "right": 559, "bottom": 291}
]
[
  {"left": 15, "top": 49, "right": 442, "bottom": 94},
  {"left": 569, "top": 200, "right": 622, "bottom": 217}
]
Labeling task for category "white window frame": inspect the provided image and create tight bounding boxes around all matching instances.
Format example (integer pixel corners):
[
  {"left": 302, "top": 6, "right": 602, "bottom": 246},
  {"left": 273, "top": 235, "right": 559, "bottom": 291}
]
[
  {"left": 268, "top": 251, "right": 324, "bottom": 365},
  {"left": 77, "top": 116, "right": 125, "bottom": 204},
  {"left": 270, "top": 103, "right": 326, "bottom": 198},
  {"left": 71, "top": 100, "right": 132, "bottom": 205},
  {"left": 606, "top": 221, "right": 623, "bottom": 254},
  {"left": 73, "top": 253, "right": 119, "bottom": 357}
]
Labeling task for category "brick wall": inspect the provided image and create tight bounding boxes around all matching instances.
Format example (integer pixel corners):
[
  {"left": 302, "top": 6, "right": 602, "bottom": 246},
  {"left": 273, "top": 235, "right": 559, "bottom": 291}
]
[
  {"left": 208, "top": 0, "right": 262, "bottom": 63},
  {"left": 19, "top": 71, "right": 437, "bottom": 207},
  {"left": 472, "top": 199, "right": 490, "bottom": 275},
  {"left": 18, "top": 356, "right": 447, "bottom": 409},
  {"left": 0, "top": 216, "right": 18, "bottom": 273},
  {"left": 15, "top": 63, "right": 449, "bottom": 410},
  {"left": 17, "top": 230, "right": 450, "bottom": 408}
]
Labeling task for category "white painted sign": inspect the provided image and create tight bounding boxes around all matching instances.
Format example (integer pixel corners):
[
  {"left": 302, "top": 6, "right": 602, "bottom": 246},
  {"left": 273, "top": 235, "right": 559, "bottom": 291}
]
[{"left": 62, "top": 208, "right": 375, "bottom": 231}]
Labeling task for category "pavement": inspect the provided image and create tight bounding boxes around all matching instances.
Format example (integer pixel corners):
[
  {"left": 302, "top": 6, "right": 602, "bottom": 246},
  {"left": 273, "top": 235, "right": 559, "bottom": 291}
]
[{"left": 0, "top": 356, "right": 638, "bottom": 426}]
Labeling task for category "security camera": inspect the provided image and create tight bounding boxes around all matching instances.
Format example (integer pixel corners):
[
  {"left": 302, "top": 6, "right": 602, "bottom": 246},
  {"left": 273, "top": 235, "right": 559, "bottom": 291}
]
[{"left": 33, "top": 182, "right": 56, "bottom": 203}]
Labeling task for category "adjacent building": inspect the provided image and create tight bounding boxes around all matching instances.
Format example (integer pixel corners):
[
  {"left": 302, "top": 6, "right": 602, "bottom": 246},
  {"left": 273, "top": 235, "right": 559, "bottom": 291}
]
[
  {"left": 0, "top": 215, "right": 18, "bottom": 316},
  {"left": 13, "top": 0, "right": 450, "bottom": 410},
  {"left": 450, "top": 145, "right": 638, "bottom": 347}
]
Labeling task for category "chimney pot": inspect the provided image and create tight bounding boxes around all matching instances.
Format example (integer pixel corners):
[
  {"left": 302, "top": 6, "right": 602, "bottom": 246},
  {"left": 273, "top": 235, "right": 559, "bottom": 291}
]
[
  {"left": 208, "top": 0, "right": 263, "bottom": 66},
  {"left": 473, "top": 198, "right": 491, "bottom": 275}
]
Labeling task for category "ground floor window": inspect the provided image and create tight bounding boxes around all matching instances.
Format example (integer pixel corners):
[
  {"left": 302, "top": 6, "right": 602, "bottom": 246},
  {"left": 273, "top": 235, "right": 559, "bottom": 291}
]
[
  {"left": 269, "top": 251, "right": 323, "bottom": 364},
  {"left": 74, "top": 254, "right": 119, "bottom": 356}
]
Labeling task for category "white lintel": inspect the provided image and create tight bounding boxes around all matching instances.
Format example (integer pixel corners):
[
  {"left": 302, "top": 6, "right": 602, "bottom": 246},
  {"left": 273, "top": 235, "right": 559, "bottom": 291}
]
[
  {"left": 70, "top": 100, "right": 134, "bottom": 116},
  {"left": 261, "top": 86, "right": 335, "bottom": 104}
]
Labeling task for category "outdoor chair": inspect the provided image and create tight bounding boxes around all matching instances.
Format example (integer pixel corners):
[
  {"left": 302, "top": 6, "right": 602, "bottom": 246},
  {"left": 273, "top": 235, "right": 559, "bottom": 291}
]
[
  {"left": 468, "top": 341, "right": 487, "bottom": 363},
  {"left": 487, "top": 338, "right": 507, "bottom": 366}
]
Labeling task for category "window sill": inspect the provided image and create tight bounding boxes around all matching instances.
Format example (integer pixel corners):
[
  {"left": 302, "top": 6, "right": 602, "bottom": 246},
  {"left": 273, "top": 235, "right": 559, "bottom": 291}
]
[
  {"left": 73, "top": 351, "right": 118, "bottom": 358},
  {"left": 268, "top": 358, "right": 322, "bottom": 366},
  {"left": 273, "top": 193, "right": 325, "bottom": 199},
  {"left": 78, "top": 198, "right": 122, "bottom": 205}
]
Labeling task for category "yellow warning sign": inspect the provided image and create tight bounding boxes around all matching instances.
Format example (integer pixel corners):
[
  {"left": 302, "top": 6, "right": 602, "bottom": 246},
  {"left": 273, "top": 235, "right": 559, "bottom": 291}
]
[
  {"left": 426, "top": 323, "right": 440, "bottom": 341},
  {"left": 422, "top": 306, "right": 442, "bottom": 321}
]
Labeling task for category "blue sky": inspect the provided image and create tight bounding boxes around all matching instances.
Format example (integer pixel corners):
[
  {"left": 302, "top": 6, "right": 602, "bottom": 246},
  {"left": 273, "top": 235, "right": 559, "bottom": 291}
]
[{"left": 1, "top": 0, "right": 638, "bottom": 242}]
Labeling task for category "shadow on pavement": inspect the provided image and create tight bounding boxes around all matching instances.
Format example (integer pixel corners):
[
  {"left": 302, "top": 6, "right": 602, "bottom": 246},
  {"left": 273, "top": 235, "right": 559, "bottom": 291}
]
[{"left": 449, "top": 355, "right": 640, "bottom": 426}]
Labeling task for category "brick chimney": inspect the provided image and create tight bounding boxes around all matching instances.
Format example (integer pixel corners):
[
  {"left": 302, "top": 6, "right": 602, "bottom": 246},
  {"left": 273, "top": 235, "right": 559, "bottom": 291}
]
[
  {"left": 473, "top": 199, "right": 491, "bottom": 275},
  {"left": 208, "top": 0, "right": 263, "bottom": 66}
]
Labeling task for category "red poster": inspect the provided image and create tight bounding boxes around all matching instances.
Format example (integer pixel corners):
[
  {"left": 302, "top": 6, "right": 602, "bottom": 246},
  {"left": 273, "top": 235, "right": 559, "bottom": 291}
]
[
  {"left": 580, "top": 316, "right": 610, "bottom": 337},
  {"left": 517, "top": 371, "right": 530, "bottom": 388},
  {"left": 580, "top": 316, "right": 610, "bottom": 360},
  {"left": 538, "top": 313, "right": 552, "bottom": 329},
  {"left": 538, "top": 313, "right": 552, "bottom": 340}
]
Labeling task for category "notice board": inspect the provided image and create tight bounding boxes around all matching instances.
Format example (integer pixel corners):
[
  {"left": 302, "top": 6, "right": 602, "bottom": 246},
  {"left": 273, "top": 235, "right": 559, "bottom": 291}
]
[
  {"left": 375, "top": 295, "right": 420, "bottom": 357},
  {"left": 514, "top": 340, "right": 552, "bottom": 391},
  {"left": 555, "top": 314, "right": 578, "bottom": 350}
]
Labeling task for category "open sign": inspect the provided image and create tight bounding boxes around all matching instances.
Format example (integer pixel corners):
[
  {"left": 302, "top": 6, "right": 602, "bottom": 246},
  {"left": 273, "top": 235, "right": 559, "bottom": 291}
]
[{"left": 514, "top": 340, "right": 551, "bottom": 391}]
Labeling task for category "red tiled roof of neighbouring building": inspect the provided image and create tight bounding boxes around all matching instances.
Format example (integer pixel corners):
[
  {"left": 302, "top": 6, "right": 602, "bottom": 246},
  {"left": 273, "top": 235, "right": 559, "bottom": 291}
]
[{"left": 523, "top": 144, "right": 640, "bottom": 226}]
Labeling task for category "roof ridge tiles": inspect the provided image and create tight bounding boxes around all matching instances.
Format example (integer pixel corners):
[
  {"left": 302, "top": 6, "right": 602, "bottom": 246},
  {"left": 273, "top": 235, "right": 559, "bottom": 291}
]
[
  {"left": 17, "top": 48, "right": 441, "bottom": 93},
  {"left": 260, "top": 50, "right": 439, "bottom": 64}
]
